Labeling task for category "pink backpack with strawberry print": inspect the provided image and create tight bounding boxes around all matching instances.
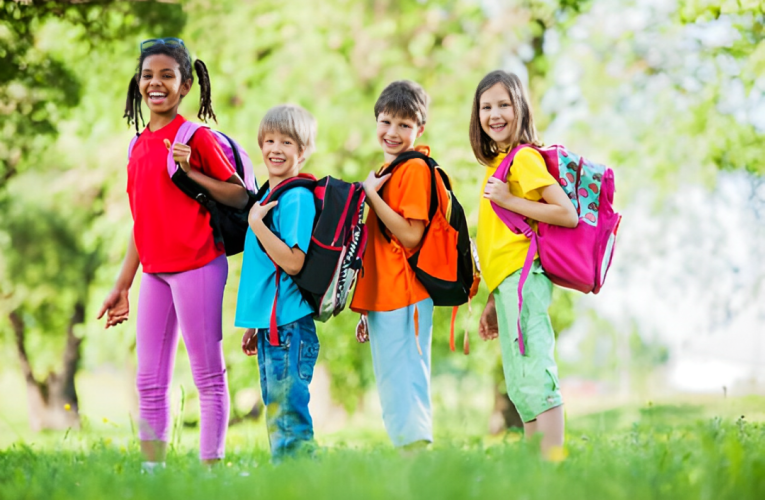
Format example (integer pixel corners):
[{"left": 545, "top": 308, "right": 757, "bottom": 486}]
[{"left": 491, "top": 144, "right": 622, "bottom": 355}]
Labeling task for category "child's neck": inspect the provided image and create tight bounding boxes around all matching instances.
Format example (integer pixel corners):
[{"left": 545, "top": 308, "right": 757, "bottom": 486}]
[
  {"left": 384, "top": 145, "right": 416, "bottom": 165},
  {"left": 268, "top": 172, "right": 298, "bottom": 188},
  {"left": 147, "top": 109, "right": 180, "bottom": 133}
]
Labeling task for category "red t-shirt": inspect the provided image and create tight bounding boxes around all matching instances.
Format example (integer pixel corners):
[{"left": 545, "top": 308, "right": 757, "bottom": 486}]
[{"left": 127, "top": 114, "right": 236, "bottom": 273}]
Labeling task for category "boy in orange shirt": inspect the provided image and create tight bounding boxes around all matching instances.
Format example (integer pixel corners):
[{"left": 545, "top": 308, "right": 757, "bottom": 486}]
[{"left": 351, "top": 80, "right": 447, "bottom": 448}]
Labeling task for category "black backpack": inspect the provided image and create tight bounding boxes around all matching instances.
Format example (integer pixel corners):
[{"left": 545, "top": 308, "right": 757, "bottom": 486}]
[
  {"left": 253, "top": 174, "right": 367, "bottom": 344},
  {"left": 128, "top": 121, "right": 259, "bottom": 256},
  {"left": 377, "top": 151, "right": 480, "bottom": 351}
]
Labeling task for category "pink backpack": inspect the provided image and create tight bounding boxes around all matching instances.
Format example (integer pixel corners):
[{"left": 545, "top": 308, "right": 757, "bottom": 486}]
[{"left": 491, "top": 144, "right": 622, "bottom": 355}]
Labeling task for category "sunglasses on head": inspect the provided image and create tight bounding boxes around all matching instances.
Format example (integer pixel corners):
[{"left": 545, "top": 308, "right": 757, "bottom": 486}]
[{"left": 139, "top": 37, "right": 186, "bottom": 53}]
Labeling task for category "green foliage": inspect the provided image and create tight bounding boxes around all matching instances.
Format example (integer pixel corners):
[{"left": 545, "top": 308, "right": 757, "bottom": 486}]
[
  {"left": 0, "top": 165, "right": 106, "bottom": 373},
  {"left": 6, "top": 0, "right": 761, "bottom": 418},
  {"left": 0, "top": 0, "right": 185, "bottom": 188},
  {"left": 0, "top": 0, "right": 185, "bottom": 379}
]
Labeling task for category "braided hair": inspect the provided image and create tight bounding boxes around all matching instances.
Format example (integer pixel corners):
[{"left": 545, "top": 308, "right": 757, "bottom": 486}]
[{"left": 124, "top": 43, "right": 217, "bottom": 133}]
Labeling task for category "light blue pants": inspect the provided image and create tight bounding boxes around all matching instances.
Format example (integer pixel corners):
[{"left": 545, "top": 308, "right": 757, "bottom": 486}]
[{"left": 368, "top": 298, "right": 434, "bottom": 447}]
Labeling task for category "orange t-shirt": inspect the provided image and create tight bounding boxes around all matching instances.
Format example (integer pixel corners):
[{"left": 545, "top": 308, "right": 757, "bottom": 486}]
[{"left": 350, "top": 145, "right": 449, "bottom": 313}]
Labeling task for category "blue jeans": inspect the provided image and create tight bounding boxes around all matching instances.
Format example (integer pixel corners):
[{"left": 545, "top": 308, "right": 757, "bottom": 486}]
[{"left": 257, "top": 314, "right": 319, "bottom": 460}]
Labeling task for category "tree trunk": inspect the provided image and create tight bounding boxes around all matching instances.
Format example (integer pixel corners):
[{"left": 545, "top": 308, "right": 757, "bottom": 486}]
[
  {"left": 9, "top": 302, "right": 83, "bottom": 431},
  {"left": 490, "top": 386, "right": 524, "bottom": 434}
]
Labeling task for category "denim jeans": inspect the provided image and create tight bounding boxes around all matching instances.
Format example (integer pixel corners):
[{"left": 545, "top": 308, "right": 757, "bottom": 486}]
[{"left": 256, "top": 314, "right": 319, "bottom": 460}]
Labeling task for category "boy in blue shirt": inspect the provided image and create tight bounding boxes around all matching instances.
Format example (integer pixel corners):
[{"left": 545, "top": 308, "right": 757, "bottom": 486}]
[{"left": 236, "top": 104, "right": 318, "bottom": 460}]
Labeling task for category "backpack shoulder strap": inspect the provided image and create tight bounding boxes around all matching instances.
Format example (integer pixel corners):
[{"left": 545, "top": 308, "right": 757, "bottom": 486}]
[
  {"left": 175, "top": 121, "right": 205, "bottom": 144},
  {"left": 493, "top": 144, "right": 536, "bottom": 181},
  {"left": 127, "top": 133, "right": 140, "bottom": 160},
  {"left": 380, "top": 150, "right": 434, "bottom": 176},
  {"left": 166, "top": 121, "right": 207, "bottom": 179},
  {"left": 490, "top": 144, "right": 537, "bottom": 236},
  {"left": 263, "top": 174, "right": 317, "bottom": 204},
  {"left": 251, "top": 174, "right": 318, "bottom": 234},
  {"left": 377, "top": 152, "right": 440, "bottom": 243}
]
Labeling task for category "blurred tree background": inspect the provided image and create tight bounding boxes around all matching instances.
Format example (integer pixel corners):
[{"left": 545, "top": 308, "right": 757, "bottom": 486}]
[{"left": 1, "top": 0, "right": 762, "bottom": 435}]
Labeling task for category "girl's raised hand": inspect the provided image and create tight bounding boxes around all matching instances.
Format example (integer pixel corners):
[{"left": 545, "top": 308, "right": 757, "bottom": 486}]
[
  {"left": 483, "top": 177, "right": 515, "bottom": 208},
  {"left": 248, "top": 201, "right": 278, "bottom": 227},
  {"left": 363, "top": 170, "right": 391, "bottom": 195},
  {"left": 164, "top": 139, "right": 191, "bottom": 173},
  {"left": 242, "top": 328, "right": 258, "bottom": 356}
]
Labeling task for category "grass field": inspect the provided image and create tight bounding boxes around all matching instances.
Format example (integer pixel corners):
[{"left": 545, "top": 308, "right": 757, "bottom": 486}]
[{"left": 2, "top": 397, "right": 765, "bottom": 500}]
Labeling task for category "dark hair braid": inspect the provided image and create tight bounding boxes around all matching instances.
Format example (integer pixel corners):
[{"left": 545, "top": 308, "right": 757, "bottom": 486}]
[
  {"left": 194, "top": 59, "right": 217, "bottom": 124},
  {"left": 124, "top": 76, "right": 145, "bottom": 134},
  {"left": 123, "top": 43, "right": 217, "bottom": 131}
]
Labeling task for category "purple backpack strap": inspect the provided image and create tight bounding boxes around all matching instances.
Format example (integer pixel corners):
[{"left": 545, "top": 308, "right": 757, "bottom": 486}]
[
  {"left": 489, "top": 144, "right": 542, "bottom": 356},
  {"left": 127, "top": 134, "right": 140, "bottom": 160},
  {"left": 166, "top": 121, "right": 204, "bottom": 177}
]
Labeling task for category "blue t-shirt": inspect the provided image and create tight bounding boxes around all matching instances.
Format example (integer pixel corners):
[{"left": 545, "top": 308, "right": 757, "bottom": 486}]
[{"left": 235, "top": 187, "right": 316, "bottom": 329}]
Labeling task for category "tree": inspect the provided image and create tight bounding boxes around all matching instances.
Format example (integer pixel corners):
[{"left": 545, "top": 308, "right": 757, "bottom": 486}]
[
  {"left": 0, "top": 0, "right": 186, "bottom": 190},
  {"left": 0, "top": 175, "right": 105, "bottom": 430},
  {"left": 0, "top": 0, "right": 185, "bottom": 430},
  {"left": 676, "top": 0, "right": 765, "bottom": 174}
]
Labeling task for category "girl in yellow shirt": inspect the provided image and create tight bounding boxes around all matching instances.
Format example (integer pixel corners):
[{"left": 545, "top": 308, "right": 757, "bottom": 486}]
[{"left": 469, "top": 70, "right": 577, "bottom": 458}]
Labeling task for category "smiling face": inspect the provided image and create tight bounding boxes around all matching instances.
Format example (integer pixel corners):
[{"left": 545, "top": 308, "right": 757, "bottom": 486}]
[
  {"left": 260, "top": 130, "right": 305, "bottom": 185},
  {"left": 139, "top": 54, "right": 191, "bottom": 121},
  {"left": 478, "top": 82, "right": 517, "bottom": 151},
  {"left": 376, "top": 111, "right": 424, "bottom": 162}
]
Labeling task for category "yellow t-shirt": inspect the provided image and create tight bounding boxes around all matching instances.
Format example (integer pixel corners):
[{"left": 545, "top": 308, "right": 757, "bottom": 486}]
[{"left": 476, "top": 147, "right": 556, "bottom": 292}]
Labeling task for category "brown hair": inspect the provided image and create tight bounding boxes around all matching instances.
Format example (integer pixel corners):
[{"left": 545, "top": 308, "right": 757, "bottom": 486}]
[
  {"left": 469, "top": 70, "right": 541, "bottom": 166},
  {"left": 374, "top": 80, "right": 429, "bottom": 126}
]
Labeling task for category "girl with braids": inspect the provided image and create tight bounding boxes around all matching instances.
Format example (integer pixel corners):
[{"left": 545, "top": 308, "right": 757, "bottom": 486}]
[{"left": 97, "top": 38, "right": 248, "bottom": 470}]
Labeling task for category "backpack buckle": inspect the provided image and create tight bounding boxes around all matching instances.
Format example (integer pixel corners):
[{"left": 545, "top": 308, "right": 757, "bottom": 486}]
[{"left": 195, "top": 193, "right": 210, "bottom": 205}]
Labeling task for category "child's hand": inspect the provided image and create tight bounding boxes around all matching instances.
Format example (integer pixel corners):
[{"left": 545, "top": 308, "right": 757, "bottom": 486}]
[
  {"left": 478, "top": 294, "right": 499, "bottom": 341},
  {"left": 363, "top": 170, "right": 391, "bottom": 195},
  {"left": 355, "top": 314, "right": 369, "bottom": 343},
  {"left": 164, "top": 139, "right": 191, "bottom": 173},
  {"left": 483, "top": 177, "right": 516, "bottom": 208},
  {"left": 242, "top": 328, "right": 258, "bottom": 356},
  {"left": 97, "top": 288, "right": 130, "bottom": 329},
  {"left": 248, "top": 200, "right": 278, "bottom": 227}
]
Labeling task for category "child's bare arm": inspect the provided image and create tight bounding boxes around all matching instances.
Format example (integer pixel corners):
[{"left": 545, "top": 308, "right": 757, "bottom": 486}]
[
  {"left": 186, "top": 170, "right": 249, "bottom": 210},
  {"left": 363, "top": 171, "right": 426, "bottom": 249},
  {"left": 166, "top": 139, "right": 249, "bottom": 210},
  {"left": 97, "top": 231, "right": 140, "bottom": 328},
  {"left": 247, "top": 201, "right": 306, "bottom": 275},
  {"left": 478, "top": 293, "right": 499, "bottom": 341},
  {"left": 484, "top": 178, "right": 578, "bottom": 228}
]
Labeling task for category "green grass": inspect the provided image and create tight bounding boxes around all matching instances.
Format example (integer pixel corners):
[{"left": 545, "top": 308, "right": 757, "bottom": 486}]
[{"left": 2, "top": 411, "right": 765, "bottom": 500}]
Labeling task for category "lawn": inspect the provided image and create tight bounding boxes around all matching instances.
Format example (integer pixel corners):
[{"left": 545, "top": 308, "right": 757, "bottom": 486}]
[{"left": 2, "top": 399, "right": 765, "bottom": 500}]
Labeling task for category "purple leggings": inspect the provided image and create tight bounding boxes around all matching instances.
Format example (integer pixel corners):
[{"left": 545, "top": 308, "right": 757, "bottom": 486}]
[{"left": 136, "top": 254, "right": 229, "bottom": 460}]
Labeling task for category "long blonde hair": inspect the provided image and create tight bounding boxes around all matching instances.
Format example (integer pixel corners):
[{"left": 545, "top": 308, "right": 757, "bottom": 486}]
[{"left": 469, "top": 70, "right": 541, "bottom": 166}]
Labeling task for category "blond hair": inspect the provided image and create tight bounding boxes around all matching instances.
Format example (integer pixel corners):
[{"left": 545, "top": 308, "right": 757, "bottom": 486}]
[{"left": 257, "top": 104, "right": 317, "bottom": 157}]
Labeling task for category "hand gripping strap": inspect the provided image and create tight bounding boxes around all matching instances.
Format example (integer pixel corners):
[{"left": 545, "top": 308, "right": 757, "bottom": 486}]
[{"left": 167, "top": 121, "right": 204, "bottom": 178}]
